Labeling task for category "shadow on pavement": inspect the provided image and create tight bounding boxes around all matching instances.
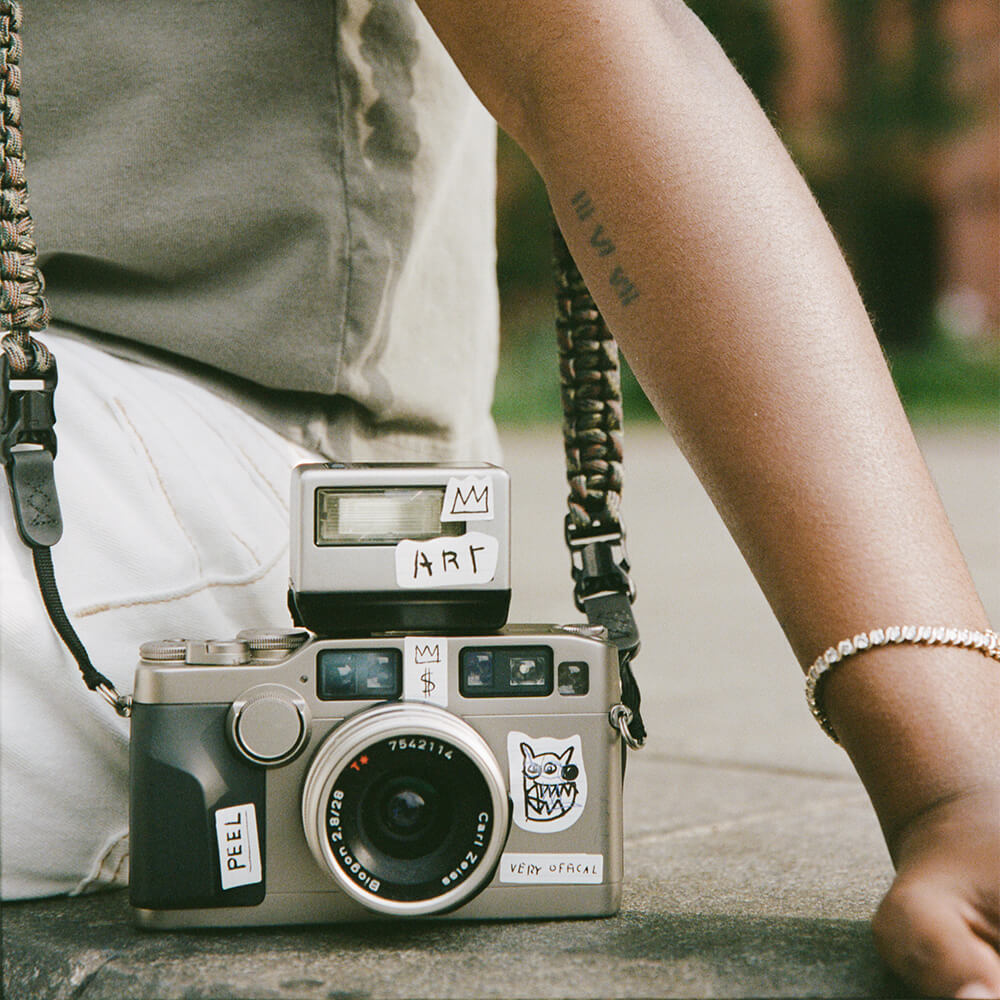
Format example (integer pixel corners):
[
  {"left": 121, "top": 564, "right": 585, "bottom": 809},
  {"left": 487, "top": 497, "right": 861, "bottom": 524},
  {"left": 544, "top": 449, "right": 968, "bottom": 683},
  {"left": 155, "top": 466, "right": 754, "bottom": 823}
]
[{"left": 3, "top": 888, "right": 907, "bottom": 999}]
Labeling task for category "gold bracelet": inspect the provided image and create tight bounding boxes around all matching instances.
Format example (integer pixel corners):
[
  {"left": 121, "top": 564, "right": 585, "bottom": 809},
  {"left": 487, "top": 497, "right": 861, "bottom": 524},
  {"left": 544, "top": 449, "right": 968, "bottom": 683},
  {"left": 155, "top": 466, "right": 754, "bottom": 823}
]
[{"left": 806, "top": 626, "right": 1000, "bottom": 743}]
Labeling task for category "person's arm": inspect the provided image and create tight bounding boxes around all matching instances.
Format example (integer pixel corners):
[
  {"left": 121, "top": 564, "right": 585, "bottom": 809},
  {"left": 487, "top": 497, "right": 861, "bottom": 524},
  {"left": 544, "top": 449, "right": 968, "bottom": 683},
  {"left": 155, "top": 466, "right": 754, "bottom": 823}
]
[{"left": 416, "top": 1, "right": 1000, "bottom": 995}]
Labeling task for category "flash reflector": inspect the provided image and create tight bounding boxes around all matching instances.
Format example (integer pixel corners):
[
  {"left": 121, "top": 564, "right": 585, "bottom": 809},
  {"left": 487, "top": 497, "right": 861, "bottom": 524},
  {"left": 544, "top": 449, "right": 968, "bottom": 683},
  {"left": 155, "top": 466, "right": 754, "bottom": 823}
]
[{"left": 316, "top": 489, "right": 462, "bottom": 546}]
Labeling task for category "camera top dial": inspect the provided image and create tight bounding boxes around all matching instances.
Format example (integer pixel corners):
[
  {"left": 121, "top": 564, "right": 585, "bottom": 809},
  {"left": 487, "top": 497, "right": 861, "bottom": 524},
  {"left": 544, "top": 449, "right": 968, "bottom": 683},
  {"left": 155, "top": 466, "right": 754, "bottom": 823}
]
[{"left": 227, "top": 684, "right": 311, "bottom": 767}]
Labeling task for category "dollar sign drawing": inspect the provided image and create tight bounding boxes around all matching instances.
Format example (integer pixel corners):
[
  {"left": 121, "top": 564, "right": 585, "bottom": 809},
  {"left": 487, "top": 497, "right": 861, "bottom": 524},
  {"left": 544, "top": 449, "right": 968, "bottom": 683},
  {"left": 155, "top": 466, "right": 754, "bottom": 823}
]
[{"left": 420, "top": 667, "right": 436, "bottom": 698}]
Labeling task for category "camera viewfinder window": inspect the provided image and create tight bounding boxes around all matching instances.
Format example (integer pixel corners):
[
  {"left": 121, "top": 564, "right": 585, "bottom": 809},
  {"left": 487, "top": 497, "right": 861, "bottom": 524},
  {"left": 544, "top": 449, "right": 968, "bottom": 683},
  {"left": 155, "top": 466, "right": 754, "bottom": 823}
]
[
  {"left": 315, "top": 488, "right": 464, "bottom": 545},
  {"left": 463, "top": 651, "right": 494, "bottom": 689},
  {"left": 317, "top": 649, "right": 403, "bottom": 700},
  {"left": 509, "top": 656, "right": 547, "bottom": 687},
  {"left": 557, "top": 661, "right": 590, "bottom": 696},
  {"left": 460, "top": 646, "right": 553, "bottom": 697}
]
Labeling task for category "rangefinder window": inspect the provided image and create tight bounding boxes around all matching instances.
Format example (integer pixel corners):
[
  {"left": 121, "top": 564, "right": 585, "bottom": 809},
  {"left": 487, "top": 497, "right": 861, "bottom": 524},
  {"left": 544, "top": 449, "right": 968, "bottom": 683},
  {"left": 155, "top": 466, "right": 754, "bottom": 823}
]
[
  {"left": 558, "top": 661, "right": 590, "bottom": 696},
  {"left": 459, "top": 646, "right": 554, "bottom": 697},
  {"left": 317, "top": 649, "right": 402, "bottom": 700},
  {"left": 314, "top": 488, "right": 463, "bottom": 546}
]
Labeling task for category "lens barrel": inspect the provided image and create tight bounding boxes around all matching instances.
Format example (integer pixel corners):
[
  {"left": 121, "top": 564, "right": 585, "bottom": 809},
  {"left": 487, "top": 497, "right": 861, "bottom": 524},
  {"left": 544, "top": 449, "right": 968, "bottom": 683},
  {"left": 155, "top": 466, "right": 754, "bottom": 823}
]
[{"left": 302, "top": 703, "right": 509, "bottom": 916}]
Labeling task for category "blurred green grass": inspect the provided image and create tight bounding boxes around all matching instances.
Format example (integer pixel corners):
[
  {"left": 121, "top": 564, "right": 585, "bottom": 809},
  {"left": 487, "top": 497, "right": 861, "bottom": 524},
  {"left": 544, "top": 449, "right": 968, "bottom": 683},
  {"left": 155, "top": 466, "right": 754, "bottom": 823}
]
[
  {"left": 492, "top": 313, "right": 1000, "bottom": 428},
  {"left": 888, "top": 339, "right": 1000, "bottom": 425}
]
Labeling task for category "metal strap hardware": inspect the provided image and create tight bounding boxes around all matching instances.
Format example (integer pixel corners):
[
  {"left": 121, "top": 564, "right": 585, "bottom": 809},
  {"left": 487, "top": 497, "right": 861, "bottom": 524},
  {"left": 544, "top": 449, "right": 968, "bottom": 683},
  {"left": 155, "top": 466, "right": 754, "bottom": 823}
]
[
  {"left": 565, "top": 517, "right": 636, "bottom": 610},
  {"left": 555, "top": 224, "right": 646, "bottom": 748},
  {"left": 609, "top": 703, "right": 644, "bottom": 751}
]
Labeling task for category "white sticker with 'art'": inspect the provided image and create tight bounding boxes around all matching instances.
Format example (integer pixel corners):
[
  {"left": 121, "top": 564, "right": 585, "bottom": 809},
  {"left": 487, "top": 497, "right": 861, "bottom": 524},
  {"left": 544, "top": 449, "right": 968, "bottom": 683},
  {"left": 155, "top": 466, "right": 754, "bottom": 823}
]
[
  {"left": 507, "top": 732, "right": 587, "bottom": 834},
  {"left": 215, "top": 803, "right": 262, "bottom": 890},
  {"left": 403, "top": 636, "right": 449, "bottom": 707},
  {"left": 440, "top": 476, "right": 494, "bottom": 522},
  {"left": 395, "top": 532, "right": 498, "bottom": 589}
]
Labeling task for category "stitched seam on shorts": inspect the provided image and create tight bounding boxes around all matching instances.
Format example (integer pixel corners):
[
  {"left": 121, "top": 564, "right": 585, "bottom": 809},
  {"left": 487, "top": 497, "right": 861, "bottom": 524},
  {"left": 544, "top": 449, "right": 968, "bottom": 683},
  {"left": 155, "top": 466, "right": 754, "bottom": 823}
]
[
  {"left": 235, "top": 440, "right": 290, "bottom": 512},
  {"left": 72, "top": 828, "right": 129, "bottom": 895},
  {"left": 72, "top": 546, "right": 284, "bottom": 619},
  {"left": 181, "top": 392, "right": 290, "bottom": 521},
  {"left": 116, "top": 396, "right": 265, "bottom": 564},
  {"left": 93, "top": 834, "right": 129, "bottom": 887},
  {"left": 113, "top": 397, "right": 205, "bottom": 575}
]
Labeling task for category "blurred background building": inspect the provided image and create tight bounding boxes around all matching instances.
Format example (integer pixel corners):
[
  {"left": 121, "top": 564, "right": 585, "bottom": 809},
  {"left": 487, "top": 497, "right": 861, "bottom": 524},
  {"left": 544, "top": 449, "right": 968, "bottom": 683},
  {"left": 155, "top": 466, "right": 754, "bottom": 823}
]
[
  {"left": 494, "top": 0, "right": 999, "bottom": 423},
  {"left": 770, "top": 0, "right": 998, "bottom": 349}
]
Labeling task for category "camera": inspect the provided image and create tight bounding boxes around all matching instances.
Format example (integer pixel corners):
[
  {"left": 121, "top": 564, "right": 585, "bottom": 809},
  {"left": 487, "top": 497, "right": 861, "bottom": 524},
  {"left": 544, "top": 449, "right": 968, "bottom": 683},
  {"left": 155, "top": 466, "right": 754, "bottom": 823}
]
[{"left": 129, "top": 463, "right": 625, "bottom": 927}]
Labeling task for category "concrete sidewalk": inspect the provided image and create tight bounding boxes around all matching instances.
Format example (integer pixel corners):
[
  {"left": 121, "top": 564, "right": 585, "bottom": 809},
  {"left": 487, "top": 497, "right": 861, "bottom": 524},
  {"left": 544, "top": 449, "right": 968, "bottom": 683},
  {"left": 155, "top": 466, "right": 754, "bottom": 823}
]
[{"left": 3, "top": 424, "right": 997, "bottom": 999}]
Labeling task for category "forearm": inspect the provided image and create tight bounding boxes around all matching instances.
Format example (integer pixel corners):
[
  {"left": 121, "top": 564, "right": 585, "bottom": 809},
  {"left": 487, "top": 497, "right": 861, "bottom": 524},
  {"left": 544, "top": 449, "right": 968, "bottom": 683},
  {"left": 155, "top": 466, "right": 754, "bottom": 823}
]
[{"left": 418, "top": 0, "right": 997, "bottom": 842}]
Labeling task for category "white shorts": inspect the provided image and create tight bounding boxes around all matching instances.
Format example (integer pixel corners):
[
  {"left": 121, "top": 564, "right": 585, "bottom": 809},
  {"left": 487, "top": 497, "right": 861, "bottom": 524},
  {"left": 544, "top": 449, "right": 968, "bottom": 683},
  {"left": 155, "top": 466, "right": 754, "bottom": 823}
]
[{"left": 1, "top": 333, "right": 322, "bottom": 899}]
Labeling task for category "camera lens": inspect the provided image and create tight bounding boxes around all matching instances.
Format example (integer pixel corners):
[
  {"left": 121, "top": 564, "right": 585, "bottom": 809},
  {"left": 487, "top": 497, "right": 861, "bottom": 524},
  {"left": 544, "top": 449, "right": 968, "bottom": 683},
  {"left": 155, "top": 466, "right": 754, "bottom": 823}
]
[
  {"left": 302, "top": 703, "right": 509, "bottom": 916},
  {"left": 361, "top": 773, "right": 448, "bottom": 860},
  {"left": 376, "top": 779, "right": 438, "bottom": 841}
]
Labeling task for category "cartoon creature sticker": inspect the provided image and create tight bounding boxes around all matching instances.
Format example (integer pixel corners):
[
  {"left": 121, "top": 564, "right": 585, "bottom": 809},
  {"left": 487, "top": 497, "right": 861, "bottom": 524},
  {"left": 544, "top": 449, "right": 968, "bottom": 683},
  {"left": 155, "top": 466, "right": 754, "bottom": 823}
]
[
  {"left": 523, "top": 745, "right": 578, "bottom": 818},
  {"left": 507, "top": 732, "right": 587, "bottom": 833}
]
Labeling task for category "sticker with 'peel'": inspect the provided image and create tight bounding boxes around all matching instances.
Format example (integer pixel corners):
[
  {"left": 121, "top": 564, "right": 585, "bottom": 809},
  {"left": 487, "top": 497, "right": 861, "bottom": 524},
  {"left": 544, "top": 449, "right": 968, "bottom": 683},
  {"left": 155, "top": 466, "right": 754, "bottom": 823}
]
[
  {"left": 403, "top": 636, "right": 449, "bottom": 707},
  {"left": 441, "top": 476, "right": 494, "bottom": 522},
  {"left": 395, "top": 532, "right": 498, "bottom": 588},
  {"left": 215, "top": 803, "right": 262, "bottom": 890},
  {"left": 498, "top": 853, "right": 604, "bottom": 884}
]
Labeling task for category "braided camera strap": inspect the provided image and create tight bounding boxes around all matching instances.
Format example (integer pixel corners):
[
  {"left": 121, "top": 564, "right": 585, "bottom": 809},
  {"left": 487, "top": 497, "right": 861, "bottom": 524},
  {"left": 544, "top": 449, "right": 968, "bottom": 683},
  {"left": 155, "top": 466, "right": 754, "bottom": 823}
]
[
  {"left": 554, "top": 226, "right": 645, "bottom": 748},
  {"left": 0, "top": 2, "right": 129, "bottom": 714},
  {"left": 0, "top": 0, "right": 49, "bottom": 373}
]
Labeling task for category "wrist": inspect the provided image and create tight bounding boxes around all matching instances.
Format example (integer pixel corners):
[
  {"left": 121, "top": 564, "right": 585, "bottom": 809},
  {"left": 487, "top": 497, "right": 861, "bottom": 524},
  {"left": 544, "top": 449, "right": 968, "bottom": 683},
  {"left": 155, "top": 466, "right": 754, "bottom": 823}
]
[{"left": 820, "top": 642, "right": 999, "bottom": 858}]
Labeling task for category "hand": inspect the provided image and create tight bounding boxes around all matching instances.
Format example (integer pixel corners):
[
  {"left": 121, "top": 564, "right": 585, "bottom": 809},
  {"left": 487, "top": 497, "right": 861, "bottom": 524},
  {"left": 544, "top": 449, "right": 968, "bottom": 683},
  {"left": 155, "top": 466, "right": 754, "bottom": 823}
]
[{"left": 872, "top": 789, "right": 1000, "bottom": 998}]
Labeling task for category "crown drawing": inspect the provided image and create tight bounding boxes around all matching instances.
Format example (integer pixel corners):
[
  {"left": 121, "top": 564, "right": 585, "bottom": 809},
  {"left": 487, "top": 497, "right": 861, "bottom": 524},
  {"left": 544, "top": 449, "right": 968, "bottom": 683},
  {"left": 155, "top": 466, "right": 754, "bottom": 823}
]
[
  {"left": 413, "top": 643, "right": 442, "bottom": 664},
  {"left": 449, "top": 482, "right": 490, "bottom": 516}
]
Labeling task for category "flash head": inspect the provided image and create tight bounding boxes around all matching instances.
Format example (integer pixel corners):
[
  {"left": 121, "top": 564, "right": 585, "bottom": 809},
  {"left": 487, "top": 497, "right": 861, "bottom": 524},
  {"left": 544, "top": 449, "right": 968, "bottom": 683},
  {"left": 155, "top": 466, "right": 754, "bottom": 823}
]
[{"left": 288, "top": 463, "right": 511, "bottom": 636}]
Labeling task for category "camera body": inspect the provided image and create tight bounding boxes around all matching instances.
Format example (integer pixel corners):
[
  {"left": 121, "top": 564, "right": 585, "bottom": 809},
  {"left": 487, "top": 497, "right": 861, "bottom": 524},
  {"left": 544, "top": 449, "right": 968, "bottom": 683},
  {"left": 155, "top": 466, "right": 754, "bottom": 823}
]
[
  {"left": 129, "top": 627, "right": 623, "bottom": 927},
  {"left": 129, "top": 463, "right": 625, "bottom": 928}
]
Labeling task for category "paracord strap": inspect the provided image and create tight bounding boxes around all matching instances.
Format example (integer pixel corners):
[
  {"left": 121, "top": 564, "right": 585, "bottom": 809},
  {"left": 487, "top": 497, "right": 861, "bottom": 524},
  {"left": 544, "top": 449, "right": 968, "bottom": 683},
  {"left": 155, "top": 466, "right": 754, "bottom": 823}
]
[
  {"left": 0, "top": 3, "right": 131, "bottom": 717},
  {"left": 0, "top": 1, "right": 50, "bottom": 374},
  {"left": 554, "top": 224, "right": 645, "bottom": 747}
]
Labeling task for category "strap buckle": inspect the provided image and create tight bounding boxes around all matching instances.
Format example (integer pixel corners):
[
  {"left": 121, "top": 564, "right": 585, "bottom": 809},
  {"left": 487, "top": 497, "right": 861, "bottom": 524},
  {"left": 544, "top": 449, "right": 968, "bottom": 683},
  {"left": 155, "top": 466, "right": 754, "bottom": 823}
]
[
  {"left": 564, "top": 515, "right": 636, "bottom": 615},
  {"left": 1, "top": 356, "right": 62, "bottom": 548},
  {"left": 1, "top": 355, "right": 58, "bottom": 460}
]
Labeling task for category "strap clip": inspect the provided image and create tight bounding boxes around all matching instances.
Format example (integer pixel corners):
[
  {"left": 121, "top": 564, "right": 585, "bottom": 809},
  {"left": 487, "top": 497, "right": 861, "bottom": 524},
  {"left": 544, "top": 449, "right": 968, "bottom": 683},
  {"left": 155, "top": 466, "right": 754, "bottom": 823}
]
[
  {"left": 565, "top": 515, "right": 636, "bottom": 618},
  {"left": 1, "top": 356, "right": 62, "bottom": 547},
  {"left": 1, "top": 355, "right": 58, "bottom": 460}
]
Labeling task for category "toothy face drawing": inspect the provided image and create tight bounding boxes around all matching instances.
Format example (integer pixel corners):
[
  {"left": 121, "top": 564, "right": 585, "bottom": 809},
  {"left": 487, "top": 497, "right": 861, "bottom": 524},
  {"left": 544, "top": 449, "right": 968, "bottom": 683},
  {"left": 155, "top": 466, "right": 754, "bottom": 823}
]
[
  {"left": 507, "top": 733, "right": 587, "bottom": 833},
  {"left": 522, "top": 744, "right": 578, "bottom": 820}
]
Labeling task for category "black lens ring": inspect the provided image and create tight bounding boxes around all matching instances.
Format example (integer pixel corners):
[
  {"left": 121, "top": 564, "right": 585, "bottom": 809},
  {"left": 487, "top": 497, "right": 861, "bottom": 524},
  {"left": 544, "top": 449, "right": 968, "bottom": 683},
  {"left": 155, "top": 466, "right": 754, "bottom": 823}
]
[
  {"left": 301, "top": 702, "right": 510, "bottom": 916},
  {"left": 325, "top": 734, "right": 496, "bottom": 903}
]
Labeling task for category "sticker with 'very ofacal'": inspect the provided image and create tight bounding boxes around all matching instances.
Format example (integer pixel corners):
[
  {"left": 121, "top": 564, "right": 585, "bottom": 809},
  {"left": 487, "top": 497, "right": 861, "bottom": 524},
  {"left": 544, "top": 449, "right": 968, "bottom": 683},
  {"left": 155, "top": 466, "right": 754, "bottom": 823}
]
[
  {"left": 507, "top": 732, "right": 587, "bottom": 834},
  {"left": 498, "top": 852, "right": 604, "bottom": 884}
]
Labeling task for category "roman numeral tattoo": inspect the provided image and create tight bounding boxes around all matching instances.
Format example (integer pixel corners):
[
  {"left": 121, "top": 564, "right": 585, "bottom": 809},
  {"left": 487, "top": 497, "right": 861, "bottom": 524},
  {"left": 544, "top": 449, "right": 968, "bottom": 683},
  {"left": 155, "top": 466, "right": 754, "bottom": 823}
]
[{"left": 569, "top": 190, "right": 640, "bottom": 307}]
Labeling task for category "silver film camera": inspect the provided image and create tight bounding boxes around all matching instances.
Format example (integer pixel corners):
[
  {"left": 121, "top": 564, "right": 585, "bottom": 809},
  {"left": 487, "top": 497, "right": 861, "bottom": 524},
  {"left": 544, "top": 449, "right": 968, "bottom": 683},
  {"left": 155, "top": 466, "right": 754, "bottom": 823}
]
[{"left": 129, "top": 464, "right": 625, "bottom": 927}]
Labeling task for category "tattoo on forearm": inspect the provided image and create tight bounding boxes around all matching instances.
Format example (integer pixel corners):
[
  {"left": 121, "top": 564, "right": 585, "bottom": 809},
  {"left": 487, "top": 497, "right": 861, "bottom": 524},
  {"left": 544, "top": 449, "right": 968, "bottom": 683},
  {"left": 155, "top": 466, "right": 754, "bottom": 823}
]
[{"left": 570, "top": 190, "right": 640, "bottom": 307}]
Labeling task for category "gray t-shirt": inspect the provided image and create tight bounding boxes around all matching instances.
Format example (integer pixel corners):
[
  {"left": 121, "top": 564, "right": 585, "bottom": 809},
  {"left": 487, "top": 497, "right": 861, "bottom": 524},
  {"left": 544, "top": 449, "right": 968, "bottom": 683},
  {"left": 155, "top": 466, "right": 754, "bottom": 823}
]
[{"left": 24, "top": 0, "right": 501, "bottom": 461}]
